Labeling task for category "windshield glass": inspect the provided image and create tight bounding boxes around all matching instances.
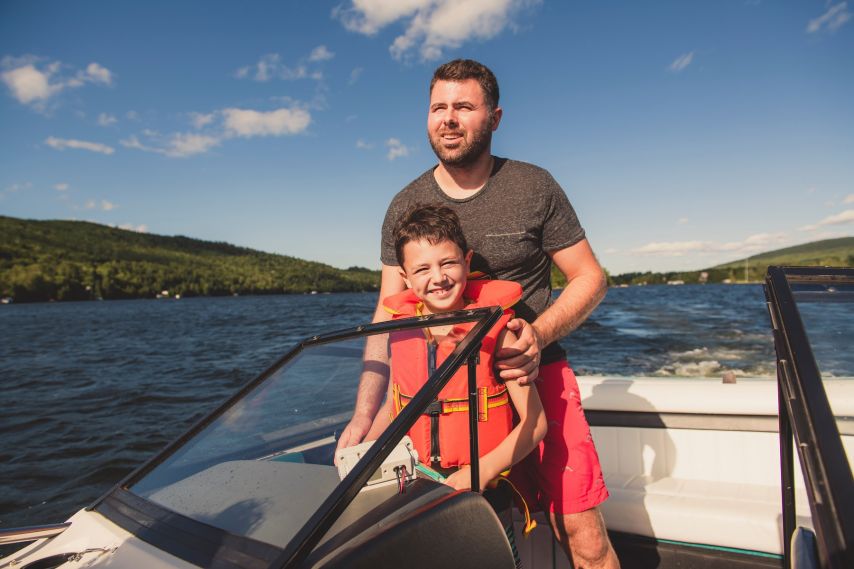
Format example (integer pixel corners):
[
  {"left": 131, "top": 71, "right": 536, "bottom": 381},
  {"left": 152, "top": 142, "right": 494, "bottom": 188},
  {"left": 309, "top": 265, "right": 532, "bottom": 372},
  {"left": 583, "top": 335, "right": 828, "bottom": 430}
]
[
  {"left": 126, "top": 310, "right": 488, "bottom": 551},
  {"left": 790, "top": 279, "right": 854, "bottom": 470}
]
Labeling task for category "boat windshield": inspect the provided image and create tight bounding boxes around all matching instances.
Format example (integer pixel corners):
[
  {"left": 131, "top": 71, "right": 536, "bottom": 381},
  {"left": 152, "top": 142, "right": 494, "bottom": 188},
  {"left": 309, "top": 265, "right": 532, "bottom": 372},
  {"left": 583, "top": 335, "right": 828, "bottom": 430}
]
[
  {"left": 765, "top": 266, "right": 854, "bottom": 569},
  {"left": 112, "top": 306, "right": 501, "bottom": 561},
  {"left": 790, "top": 279, "right": 854, "bottom": 457}
]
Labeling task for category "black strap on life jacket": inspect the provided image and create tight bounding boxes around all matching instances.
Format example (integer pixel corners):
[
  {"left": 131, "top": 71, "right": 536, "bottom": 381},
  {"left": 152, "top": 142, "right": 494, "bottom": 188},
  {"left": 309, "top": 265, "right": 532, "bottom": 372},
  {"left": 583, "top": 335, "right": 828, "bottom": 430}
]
[{"left": 425, "top": 340, "right": 441, "bottom": 467}]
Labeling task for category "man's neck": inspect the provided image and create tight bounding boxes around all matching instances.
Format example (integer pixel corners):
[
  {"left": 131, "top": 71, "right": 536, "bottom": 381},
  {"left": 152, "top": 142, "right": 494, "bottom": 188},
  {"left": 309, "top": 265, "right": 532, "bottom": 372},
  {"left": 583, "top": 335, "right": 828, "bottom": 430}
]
[{"left": 433, "top": 153, "right": 494, "bottom": 200}]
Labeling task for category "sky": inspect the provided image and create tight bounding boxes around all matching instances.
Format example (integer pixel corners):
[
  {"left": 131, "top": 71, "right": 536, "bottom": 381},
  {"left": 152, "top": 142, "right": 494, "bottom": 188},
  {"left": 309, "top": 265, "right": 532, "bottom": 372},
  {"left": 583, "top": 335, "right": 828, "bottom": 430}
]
[{"left": 1, "top": 1, "right": 852, "bottom": 275}]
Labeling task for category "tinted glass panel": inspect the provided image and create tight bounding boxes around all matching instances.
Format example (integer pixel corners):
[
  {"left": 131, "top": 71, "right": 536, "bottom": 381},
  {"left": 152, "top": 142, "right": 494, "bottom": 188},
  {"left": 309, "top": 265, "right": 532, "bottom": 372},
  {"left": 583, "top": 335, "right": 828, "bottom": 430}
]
[
  {"left": 125, "top": 309, "right": 488, "bottom": 553},
  {"left": 790, "top": 281, "right": 854, "bottom": 469}
]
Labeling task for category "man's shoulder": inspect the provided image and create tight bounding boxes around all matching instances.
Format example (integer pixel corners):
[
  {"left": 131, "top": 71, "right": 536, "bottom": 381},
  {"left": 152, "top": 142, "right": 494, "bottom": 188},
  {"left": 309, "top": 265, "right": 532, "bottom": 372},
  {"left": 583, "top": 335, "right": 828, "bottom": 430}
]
[
  {"left": 498, "top": 157, "right": 553, "bottom": 177},
  {"left": 398, "top": 165, "right": 437, "bottom": 195}
]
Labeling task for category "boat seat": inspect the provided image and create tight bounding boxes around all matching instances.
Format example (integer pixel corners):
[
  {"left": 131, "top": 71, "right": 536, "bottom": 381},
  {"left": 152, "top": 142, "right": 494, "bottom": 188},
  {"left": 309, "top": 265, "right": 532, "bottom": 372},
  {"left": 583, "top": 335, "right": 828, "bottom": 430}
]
[
  {"left": 599, "top": 473, "right": 812, "bottom": 555},
  {"left": 571, "top": 376, "right": 854, "bottom": 556}
]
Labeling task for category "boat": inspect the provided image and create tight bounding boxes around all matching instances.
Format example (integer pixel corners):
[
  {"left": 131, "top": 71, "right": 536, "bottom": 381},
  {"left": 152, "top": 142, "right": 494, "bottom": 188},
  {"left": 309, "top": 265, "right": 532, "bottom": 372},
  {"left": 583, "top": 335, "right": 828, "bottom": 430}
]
[{"left": 1, "top": 266, "right": 851, "bottom": 568}]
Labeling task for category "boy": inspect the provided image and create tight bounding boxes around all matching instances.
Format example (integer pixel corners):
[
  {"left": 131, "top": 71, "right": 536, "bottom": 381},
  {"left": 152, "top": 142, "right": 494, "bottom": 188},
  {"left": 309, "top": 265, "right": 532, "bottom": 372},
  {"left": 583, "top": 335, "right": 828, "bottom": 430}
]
[{"left": 366, "top": 204, "right": 547, "bottom": 493}]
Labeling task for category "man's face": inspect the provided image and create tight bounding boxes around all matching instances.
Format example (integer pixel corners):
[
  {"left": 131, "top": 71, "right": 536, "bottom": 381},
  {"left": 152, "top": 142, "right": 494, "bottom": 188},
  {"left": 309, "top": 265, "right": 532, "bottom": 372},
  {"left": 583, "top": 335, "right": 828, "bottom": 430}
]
[
  {"left": 398, "top": 238, "right": 472, "bottom": 314},
  {"left": 428, "top": 79, "right": 501, "bottom": 168}
]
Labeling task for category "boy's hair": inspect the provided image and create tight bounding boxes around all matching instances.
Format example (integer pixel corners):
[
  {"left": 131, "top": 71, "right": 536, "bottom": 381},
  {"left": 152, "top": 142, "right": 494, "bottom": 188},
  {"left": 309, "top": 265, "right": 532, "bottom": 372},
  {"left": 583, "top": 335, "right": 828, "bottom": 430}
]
[
  {"left": 430, "top": 59, "right": 499, "bottom": 112},
  {"left": 393, "top": 203, "right": 468, "bottom": 267}
]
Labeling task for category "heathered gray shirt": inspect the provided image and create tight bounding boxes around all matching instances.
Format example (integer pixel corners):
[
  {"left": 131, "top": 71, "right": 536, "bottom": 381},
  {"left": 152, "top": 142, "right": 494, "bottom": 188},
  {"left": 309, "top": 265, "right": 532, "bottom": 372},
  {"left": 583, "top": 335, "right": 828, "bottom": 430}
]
[{"left": 381, "top": 157, "right": 585, "bottom": 365}]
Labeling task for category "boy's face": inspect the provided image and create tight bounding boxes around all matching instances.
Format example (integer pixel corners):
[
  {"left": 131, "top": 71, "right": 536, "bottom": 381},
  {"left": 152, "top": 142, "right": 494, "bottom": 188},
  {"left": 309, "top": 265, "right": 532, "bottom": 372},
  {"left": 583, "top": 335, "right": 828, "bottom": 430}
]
[{"left": 398, "top": 238, "right": 472, "bottom": 314}]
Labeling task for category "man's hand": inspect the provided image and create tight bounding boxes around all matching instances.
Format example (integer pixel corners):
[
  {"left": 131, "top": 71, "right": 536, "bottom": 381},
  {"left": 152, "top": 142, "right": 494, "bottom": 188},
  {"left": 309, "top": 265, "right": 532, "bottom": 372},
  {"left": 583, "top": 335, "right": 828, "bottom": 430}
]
[
  {"left": 495, "top": 318, "right": 542, "bottom": 385},
  {"left": 336, "top": 414, "right": 372, "bottom": 454}
]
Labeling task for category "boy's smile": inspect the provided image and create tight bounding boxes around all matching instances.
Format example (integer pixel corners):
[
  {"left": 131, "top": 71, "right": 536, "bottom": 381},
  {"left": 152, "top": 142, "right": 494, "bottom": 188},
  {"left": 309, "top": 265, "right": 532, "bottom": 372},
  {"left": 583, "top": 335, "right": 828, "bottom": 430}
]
[{"left": 399, "top": 238, "right": 472, "bottom": 314}]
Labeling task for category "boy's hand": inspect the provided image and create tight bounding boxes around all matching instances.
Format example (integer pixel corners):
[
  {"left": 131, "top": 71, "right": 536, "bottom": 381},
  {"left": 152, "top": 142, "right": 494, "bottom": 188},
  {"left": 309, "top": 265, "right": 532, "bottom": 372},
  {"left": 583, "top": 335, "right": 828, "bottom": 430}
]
[
  {"left": 495, "top": 318, "right": 541, "bottom": 385},
  {"left": 443, "top": 466, "right": 492, "bottom": 492},
  {"left": 443, "top": 467, "right": 472, "bottom": 491}
]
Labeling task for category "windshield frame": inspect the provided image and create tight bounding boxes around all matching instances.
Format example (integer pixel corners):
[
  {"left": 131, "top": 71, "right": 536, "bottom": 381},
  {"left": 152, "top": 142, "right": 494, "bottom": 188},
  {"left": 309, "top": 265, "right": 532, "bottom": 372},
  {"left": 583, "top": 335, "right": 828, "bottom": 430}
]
[
  {"left": 765, "top": 265, "right": 854, "bottom": 569},
  {"left": 87, "top": 305, "right": 505, "bottom": 568}
]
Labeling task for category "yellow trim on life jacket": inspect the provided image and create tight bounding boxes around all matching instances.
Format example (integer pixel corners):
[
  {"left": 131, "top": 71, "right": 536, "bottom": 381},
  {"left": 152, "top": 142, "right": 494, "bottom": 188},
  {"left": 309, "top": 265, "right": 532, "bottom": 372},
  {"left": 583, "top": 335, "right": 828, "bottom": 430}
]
[
  {"left": 395, "top": 387, "right": 510, "bottom": 419},
  {"left": 488, "top": 474, "right": 538, "bottom": 537}
]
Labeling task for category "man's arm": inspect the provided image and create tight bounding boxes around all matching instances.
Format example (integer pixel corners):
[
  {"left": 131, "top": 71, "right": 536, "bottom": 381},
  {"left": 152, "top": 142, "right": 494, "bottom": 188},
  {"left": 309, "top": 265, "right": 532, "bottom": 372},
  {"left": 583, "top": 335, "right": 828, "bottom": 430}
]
[
  {"left": 535, "top": 238, "right": 607, "bottom": 346},
  {"left": 496, "top": 238, "right": 606, "bottom": 382},
  {"left": 335, "top": 264, "right": 407, "bottom": 450}
]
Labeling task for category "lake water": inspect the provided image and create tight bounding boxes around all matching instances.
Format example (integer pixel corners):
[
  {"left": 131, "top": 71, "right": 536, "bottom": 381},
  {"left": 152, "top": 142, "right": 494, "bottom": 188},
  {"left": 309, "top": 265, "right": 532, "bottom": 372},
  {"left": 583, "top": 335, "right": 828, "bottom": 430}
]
[{"left": 0, "top": 284, "right": 775, "bottom": 530}]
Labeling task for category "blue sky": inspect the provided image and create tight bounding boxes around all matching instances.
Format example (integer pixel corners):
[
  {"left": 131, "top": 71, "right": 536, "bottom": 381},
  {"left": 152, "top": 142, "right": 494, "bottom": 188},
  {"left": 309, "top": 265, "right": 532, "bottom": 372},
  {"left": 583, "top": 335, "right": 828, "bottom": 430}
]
[{"left": 1, "top": 1, "right": 852, "bottom": 274}]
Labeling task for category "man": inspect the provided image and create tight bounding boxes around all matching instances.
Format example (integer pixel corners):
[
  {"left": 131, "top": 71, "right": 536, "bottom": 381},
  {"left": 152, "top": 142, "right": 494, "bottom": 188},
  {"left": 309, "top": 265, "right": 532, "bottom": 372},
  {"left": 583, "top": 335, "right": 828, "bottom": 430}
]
[{"left": 339, "top": 59, "right": 619, "bottom": 569}]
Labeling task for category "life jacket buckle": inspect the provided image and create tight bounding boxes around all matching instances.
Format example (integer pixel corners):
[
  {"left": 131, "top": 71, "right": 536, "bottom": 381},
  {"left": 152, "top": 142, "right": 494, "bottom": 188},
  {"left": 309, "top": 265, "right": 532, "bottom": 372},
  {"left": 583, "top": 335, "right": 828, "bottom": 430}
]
[{"left": 424, "top": 400, "right": 443, "bottom": 416}]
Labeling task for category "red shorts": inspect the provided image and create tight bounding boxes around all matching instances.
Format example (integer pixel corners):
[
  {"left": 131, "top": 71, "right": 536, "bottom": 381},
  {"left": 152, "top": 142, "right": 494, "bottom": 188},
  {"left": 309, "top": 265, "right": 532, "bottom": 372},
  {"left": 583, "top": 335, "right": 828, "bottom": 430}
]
[{"left": 508, "top": 360, "right": 609, "bottom": 515}]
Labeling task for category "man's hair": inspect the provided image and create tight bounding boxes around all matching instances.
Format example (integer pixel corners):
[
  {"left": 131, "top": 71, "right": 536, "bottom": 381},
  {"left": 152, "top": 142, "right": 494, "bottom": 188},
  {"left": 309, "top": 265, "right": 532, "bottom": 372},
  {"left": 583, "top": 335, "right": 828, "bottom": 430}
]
[
  {"left": 393, "top": 203, "right": 468, "bottom": 267},
  {"left": 430, "top": 59, "right": 499, "bottom": 111}
]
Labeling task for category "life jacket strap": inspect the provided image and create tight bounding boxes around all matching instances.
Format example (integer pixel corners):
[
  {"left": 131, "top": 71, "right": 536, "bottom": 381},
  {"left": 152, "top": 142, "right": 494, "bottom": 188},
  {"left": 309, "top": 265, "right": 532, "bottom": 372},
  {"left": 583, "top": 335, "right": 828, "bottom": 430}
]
[
  {"left": 488, "top": 473, "right": 538, "bottom": 537},
  {"left": 394, "top": 386, "right": 510, "bottom": 421}
]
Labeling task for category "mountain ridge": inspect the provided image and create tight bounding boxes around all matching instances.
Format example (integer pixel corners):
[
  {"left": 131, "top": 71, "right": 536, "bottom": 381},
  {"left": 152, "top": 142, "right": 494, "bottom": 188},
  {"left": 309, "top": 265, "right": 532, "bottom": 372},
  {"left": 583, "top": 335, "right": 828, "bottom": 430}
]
[
  {"left": 0, "top": 215, "right": 380, "bottom": 302},
  {"left": 610, "top": 236, "right": 854, "bottom": 285}
]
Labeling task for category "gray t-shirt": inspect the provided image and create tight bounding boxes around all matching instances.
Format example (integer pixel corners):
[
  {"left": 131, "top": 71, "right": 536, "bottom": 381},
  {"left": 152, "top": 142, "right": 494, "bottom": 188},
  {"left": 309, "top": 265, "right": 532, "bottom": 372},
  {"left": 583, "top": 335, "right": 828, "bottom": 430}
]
[{"left": 381, "top": 157, "right": 585, "bottom": 365}]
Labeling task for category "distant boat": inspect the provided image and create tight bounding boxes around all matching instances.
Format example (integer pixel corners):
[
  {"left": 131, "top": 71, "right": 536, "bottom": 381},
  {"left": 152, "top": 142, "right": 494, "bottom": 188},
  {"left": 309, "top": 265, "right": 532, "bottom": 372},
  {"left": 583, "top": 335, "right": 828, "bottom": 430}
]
[
  {"left": 0, "top": 297, "right": 12, "bottom": 304},
  {"left": 666, "top": 280, "right": 685, "bottom": 285}
]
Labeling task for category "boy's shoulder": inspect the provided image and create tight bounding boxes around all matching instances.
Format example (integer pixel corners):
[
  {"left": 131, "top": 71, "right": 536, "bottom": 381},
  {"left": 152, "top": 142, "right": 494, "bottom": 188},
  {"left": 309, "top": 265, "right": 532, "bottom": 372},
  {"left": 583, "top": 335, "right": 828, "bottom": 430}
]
[{"left": 464, "top": 279, "right": 522, "bottom": 310}]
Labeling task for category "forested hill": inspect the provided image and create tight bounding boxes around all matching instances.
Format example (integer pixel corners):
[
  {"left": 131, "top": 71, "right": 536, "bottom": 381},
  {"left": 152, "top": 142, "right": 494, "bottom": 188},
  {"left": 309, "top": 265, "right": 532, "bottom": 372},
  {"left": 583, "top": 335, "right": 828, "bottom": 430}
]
[
  {"left": 711, "top": 237, "right": 854, "bottom": 276},
  {"left": 611, "top": 236, "right": 854, "bottom": 285},
  {"left": 0, "top": 216, "right": 380, "bottom": 302}
]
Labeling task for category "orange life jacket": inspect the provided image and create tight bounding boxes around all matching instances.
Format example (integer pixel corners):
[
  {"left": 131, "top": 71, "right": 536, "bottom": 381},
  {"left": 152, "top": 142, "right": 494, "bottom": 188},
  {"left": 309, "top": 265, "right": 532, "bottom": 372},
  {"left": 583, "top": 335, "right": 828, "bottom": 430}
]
[{"left": 383, "top": 279, "right": 522, "bottom": 470}]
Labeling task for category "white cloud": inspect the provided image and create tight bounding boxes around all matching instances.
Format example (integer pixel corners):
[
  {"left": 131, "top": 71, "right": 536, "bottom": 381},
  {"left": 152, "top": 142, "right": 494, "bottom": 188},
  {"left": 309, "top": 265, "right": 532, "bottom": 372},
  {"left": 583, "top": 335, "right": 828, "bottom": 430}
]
[
  {"left": 45, "top": 136, "right": 115, "bottom": 155},
  {"left": 3, "top": 181, "right": 32, "bottom": 193},
  {"left": 120, "top": 135, "right": 157, "bottom": 153},
  {"left": 668, "top": 52, "right": 694, "bottom": 73},
  {"left": 334, "top": 0, "right": 540, "bottom": 61},
  {"left": 126, "top": 110, "right": 139, "bottom": 121},
  {"left": 634, "top": 240, "right": 706, "bottom": 255},
  {"left": 118, "top": 223, "right": 148, "bottom": 233},
  {"left": 121, "top": 132, "right": 220, "bottom": 158},
  {"left": 356, "top": 139, "right": 374, "bottom": 149},
  {"left": 843, "top": 194, "right": 854, "bottom": 204},
  {"left": 236, "top": 47, "right": 332, "bottom": 82},
  {"left": 222, "top": 107, "right": 311, "bottom": 137},
  {"left": 1, "top": 63, "right": 58, "bottom": 104},
  {"left": 97, "top": 113, "right": 117, "bottom": 126},
  {"left": 239, "top": 54, "right": 305, "bottom": 81},
  {"left": 73, "top": 199, "right": 117, "bottom": 212},
  {"left": 349, "top": 67, "right": 364, "bottom": 85},
  {"left": 800, "top": 209, "right": 854, "bottom": 231},
  {"left": 633, "top": 233, "right": 789, "bottom": 257},
  {"left": 168, "top": 133, "right": 221, "bottom": 156},
  {"left": 1, "top": 56, "right": 114, "bottom": 109},
  {"left": 309, "top": 45, "right": 335, "bottom": 62},
  {"left": 386, "top": 137, "right": 410, "bottom": 160},
  {"left": 806, "top": 2, "right": 851, "bottom": 33},
  {"left": 677, "top": 217, "right": 689, "bottom": 225},
  {"left": 123, "top": 105, "right": 311, "bottom": 158},
  {"left": 85, "top": 62, "right": 112, "bottom": 85},
  {"left": 190, "top": 112, "right": 215, "bottom": 129},
  {"left": 54, "top": 182, "right": 69, "bottom": 191}
]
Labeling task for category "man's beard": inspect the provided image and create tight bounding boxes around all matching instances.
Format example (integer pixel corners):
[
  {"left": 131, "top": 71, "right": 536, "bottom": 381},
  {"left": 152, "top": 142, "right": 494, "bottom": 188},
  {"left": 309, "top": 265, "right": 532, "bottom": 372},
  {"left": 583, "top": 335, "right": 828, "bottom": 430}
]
[{"left": 429, "top": 118, "right": 493, "bottom": 168}]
